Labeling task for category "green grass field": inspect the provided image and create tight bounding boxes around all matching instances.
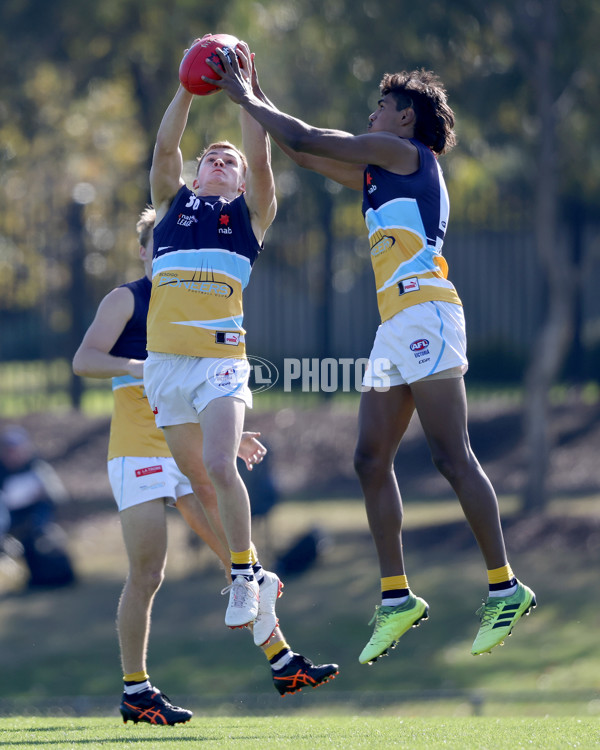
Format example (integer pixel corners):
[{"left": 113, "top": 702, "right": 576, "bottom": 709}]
[
  {"left": 1, "top": 716, "right": 598, "bottom": 750},
  {"left": 1, "top": 497, "right": 599, "bottom": 720},
  {"left": 1, "top": 385, "right": 599, "bottom": 741}
]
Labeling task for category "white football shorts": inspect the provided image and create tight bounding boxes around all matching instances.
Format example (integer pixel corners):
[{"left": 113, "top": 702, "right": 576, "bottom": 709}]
[
  {"left": 107, "top": 456, "right": 193, "bottom": 512},
  {"left": 363, "top": 300, "right": 468, "bottom": 389},
  {"left": 144, "top": 352, "right": 252, "bottom": 428}
]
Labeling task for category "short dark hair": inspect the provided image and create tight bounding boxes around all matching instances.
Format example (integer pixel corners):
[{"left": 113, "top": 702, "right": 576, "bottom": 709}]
[{"left": 380, "top": 69, "right": 456, "bottom": 155}]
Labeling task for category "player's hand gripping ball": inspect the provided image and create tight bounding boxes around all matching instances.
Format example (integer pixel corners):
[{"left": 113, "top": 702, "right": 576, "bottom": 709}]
[{"left": 179, "top": 33, "right": 240, "bottom": 95}]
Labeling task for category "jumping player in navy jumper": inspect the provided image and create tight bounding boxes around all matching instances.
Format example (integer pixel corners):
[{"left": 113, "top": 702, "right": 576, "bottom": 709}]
[
  {"left": 73, "top": 205, "right": 338, "bottom": 724},
  {"left": 146, "top": 36, "right": 337, "bottom": 695}
]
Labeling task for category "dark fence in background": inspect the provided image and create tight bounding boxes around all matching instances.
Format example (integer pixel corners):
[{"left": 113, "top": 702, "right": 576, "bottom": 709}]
[
  {"left": 243, "top": 219, "right": 600, "bottom": 383},
  {"left": 0, "top": 217, "right": 598, "bottom": 411}
]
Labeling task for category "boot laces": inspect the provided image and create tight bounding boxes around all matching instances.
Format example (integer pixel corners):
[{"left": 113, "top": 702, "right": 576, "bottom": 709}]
[
  {"left": 476, "top": 599, "right": 501, "bottom": 626},
  {"left": 222, "top": 577, "right": 255, "bottom": 608}
]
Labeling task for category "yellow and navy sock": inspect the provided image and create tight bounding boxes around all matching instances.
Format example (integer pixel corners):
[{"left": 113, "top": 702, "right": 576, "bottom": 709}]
[
  {"left": 265, "top": 639, "right": 293, "bottom": 671},
  {"left": 252, "top": 561, "right": 265, "bottom": 585},
  {"left": 123, "top": 671, "right": 151, "bottom": 695},
  {"left": 230, "top": 549, "right": 255, "bottom": 581},
  {"left": 487, "top": 564, "right": 518, "bottom": 598},
  {"left": 249, "top": 544, "right": 266, "bottom": 585},
  {"left": 381, "top": 575, "right": 410, "bottom": 606}
]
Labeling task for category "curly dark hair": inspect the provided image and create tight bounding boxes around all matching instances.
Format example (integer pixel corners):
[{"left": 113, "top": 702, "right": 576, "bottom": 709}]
[{"left": 380, "top": 69, "right": 456, "bottom": 155}]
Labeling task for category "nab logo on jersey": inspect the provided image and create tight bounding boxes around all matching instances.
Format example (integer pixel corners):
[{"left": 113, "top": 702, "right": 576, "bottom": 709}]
[
  {"left": 218, "top": 214, "right": 232, "bottom": 234},
  {"left": 366, "top": 171, "right": 377, "bottom": 195}
]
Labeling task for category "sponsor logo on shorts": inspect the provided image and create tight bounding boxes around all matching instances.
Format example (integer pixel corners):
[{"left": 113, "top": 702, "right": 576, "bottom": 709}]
[
  {"left": 214, "top": 366, "right": 237, "bottom": 387},
  {"left": 140, "top": 482, "right": 166, "bottom": 491},
  {"left": 410, "top": 339, "right": 430, "bottom": 352},
  {"left": 135, "top": 465, "right": 163, "bottom": 477},
  {"left": 410, "top": 339, "right": 430, "bottom": 359},
  {"left": 207, "top": 356, "right": 278, "bottom": 394}
]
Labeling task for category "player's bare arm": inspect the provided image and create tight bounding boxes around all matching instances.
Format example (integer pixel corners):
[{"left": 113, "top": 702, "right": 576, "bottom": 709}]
[
  {"left": 72, "top": 287, "right": 144, "bottom": 380},
  {"left": 246, "top": 61, "right": 364, "bottom": 191},
  {"left": 276, "top": 141, "right": 366, "bottom": 191},
  {"left": 236, "top": 42, "right": 276, "bottom": 242},
  {"left": 150, "top": 85, "right": 193, "bottom": 220},
  {"left": 206, "top": 49, "right": 418, "bottom": 179}
]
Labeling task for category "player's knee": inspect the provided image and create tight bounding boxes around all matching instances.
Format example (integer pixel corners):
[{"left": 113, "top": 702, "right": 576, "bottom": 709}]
[
  {"left": 431, "top": 451, "right": 471, "bottom": 484},
  {"left": 354, "top": 445, "right": 386, "bottom": 483},
  {"left": 190, "top": 479, "right": 217, "bottom": 506},
  {"left": 129, "top": 564, "right": 165, "bottom": 595},
  {"left": 203, "top": 452, "right": 238, "bottom": 488}
]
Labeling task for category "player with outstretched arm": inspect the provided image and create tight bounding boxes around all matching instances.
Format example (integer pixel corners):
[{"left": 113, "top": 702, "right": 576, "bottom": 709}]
[{"left": 207, "top": 47, "right": 536, "bottom": 664}]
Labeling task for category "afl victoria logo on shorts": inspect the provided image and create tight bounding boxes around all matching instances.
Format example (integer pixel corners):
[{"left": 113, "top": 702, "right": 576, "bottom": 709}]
[{"left": 410, "top": 339, "right": 430, "bottom": 357}]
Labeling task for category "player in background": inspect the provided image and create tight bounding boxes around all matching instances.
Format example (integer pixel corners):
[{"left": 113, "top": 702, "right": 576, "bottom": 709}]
[
  {"left": 72, "top": 207, "right": 338, "bottom": 725},
  {"left": 208, "top": 50, "right": 536, "bottom": 662}
]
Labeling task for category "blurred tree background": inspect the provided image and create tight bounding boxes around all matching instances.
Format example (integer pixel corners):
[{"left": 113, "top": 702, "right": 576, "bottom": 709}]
[{"left": 0, "top": 0, "right": 599, "bottom": 511}]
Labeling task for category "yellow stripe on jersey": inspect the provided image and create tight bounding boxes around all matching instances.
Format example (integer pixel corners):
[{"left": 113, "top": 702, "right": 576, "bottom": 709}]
[
  {"left": 108, "top": 383, "right": 170, "bottom": 460},
  {"left": 370, "top": 226, "right": 424, "bottom": 272},
  {"left": 147, "top": 270, "right": 247, "bottom": 358},
  {"left": 369, "top": 227, "right": 461, "bottom": 323},
  {"left": 377, "top": 276, "right": 462, "bottom": 323}
]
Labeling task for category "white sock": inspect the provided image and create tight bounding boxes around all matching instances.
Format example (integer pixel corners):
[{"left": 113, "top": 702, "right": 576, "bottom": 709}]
[
  {"left": 381, "top": 594, "right": 410, "bottom": 607},
  {"left": 488, "top": 583, "right": 518, "bottom": 598},
  {"left": 123, "top": 680, "right": 151, "bottom": 695},
  {"left": 271, "top": 651, "right": 294, "bottom": 671}
]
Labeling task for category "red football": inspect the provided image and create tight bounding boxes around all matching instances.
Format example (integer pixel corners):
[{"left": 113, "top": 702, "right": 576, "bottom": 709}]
[{"left": 179, "top": 33, "right": 240, "bottom": 96}]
